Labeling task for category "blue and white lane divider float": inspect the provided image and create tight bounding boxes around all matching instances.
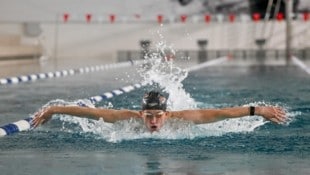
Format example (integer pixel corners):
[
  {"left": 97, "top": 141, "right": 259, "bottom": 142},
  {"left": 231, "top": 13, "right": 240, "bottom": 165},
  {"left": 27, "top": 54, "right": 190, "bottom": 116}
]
[
  {"left": 0, "top": 56, "right": 229, "bottom": 137},
  {"left": 0, "top": 60, "right": 143, "bottom": 86},
  {"left": 292, "top": 56, "right": 310, "bottom": 75},
  {"left": 0, "top": 118, "right": 33, "bottom": 137}
]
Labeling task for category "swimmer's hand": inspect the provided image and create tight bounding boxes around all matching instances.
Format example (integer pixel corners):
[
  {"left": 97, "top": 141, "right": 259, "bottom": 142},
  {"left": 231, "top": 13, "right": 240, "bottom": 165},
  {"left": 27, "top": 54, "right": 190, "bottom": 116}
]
[
  {"left": 32, "top": 106, "right": 54, "bottom": 128},
  {"left": 256, "top": 106, "right": 287, "bottom": 124}
]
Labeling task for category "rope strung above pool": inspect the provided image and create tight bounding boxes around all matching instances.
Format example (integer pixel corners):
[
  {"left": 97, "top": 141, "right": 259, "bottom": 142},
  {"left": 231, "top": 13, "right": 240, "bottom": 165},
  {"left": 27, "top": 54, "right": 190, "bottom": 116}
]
[
  {"left": 0, "top": 60, "right": 142, "bottom": 86},
  {"left": 0, "top": 56, "right": 229, "bottom": 137}
]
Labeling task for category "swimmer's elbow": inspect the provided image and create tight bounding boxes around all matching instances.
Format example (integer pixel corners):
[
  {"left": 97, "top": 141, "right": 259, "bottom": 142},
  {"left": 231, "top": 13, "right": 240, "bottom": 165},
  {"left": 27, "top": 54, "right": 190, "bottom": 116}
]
[
  {"left": 175, "top": 110, "right": 223, "bottom": 124},
  {"left": 196, "top": 116, "right": 225, "bottom": 124},
  {"left": 195, "top": 109, "right": 229, "bottom": 124}
]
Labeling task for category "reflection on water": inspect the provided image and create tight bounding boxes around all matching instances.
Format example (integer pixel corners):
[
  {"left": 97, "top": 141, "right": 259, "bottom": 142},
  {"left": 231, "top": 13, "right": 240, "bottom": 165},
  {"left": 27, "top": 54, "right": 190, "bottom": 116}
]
[{"left": 144, "top": 156, "right": 164, "bottom": 175}]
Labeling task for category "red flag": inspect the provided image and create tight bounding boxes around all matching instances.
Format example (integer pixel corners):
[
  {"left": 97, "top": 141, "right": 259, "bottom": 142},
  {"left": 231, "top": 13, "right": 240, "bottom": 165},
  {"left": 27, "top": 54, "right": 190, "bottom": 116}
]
[
  {"left": 303, "top": 12, "right": 309, "bottom": 21},
  {"left": 229, "top": 14, "right": 235, "bottom": 22},
  {"left": 63, "top": 13, "right": 69, "bottom": 22},
  {"left": 276, "top": 13, "right": 284, "bottom": 21},
  {"left": 252, "top": 13, "right": 261, "bottom": 22},
  {"left": 85, "top": 13, "right": 92, "bottom": 23},
  {"left": 180, "top": 15, "right": 187, "bottom": 23},
  {"left": 204, "top": 14, "right": 211, "bottom": 23},
  {"left": 157, "top": 15, "right": 163, "bottom": 24},
  {"left": 110, "top": 14, "right": 115, "bottom": 23}
]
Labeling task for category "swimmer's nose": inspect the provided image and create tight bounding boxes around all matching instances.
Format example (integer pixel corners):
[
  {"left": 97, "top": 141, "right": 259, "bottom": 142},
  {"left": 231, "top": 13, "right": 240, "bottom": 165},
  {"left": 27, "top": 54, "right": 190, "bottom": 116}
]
[{"left": 150, "top": 117, "right": 157, "bottom": 124}]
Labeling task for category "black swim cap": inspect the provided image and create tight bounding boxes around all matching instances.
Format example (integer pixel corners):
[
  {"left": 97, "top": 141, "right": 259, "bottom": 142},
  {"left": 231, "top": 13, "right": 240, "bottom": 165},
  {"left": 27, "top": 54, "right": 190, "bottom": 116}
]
[{"left": 142, "top": 91, "right": 167, "bottom": 111}]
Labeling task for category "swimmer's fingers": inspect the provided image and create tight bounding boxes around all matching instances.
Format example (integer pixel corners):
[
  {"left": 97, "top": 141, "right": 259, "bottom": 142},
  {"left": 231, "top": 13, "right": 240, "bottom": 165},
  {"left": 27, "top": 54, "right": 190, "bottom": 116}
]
[
  {"left": 31, "top": 108, "right": 52, "bottom": 128},
  {"left": 266, "top": 107, "right": 287, "bottom": 124},
  {"left": 32, "top": 115, "right": 49, "bottom": 128},
  {"left": 269, "top": 117, "right": 281, "bottom": 124},
  {"left": 260, "top": 106, "right": 287, "bottom": 124},
  {"left": 31, "top": 114, "right": 44, "bottom": 128},
  {"left": 269, "top": 116, "right": 285, "bottom": 124},
  {"left": 273, "top": 107, "right": 288, "bottom": 123}
]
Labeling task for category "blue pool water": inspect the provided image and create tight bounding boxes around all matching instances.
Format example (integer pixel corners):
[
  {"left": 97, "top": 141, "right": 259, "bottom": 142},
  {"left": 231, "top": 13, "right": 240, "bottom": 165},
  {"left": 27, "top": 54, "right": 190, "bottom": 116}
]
[{"left": 0, "top": 60, "right": 309, "bottom": 174}]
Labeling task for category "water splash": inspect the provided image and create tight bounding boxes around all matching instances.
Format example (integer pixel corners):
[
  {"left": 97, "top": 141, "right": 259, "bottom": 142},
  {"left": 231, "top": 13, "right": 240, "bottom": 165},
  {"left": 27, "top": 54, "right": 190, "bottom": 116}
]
[
  {"left": 138, "top": 29, "right": 196, "bottom": 110},
  {"left": 46, "top": 116, "right": 207, "bottom": 143},
  {"left": 39, "top": 98, "right": 95, "bottom": 109}
]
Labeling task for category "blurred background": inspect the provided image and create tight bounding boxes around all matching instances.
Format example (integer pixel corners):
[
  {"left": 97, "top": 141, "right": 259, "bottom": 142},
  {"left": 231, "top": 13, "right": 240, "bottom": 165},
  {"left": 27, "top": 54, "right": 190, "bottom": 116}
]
[{"left": 0, "top": 0, "right": 309, "bottom": 77}]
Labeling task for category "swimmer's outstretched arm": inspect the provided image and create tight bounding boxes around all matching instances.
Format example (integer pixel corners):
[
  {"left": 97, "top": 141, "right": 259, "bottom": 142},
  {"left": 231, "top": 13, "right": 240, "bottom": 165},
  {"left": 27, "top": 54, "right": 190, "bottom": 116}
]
[
  {"left": 171, "top": 106, "right": 287, "bottom": 124},
  {"left": 32, "top": 106, "right": 140, "bottom": 128}
]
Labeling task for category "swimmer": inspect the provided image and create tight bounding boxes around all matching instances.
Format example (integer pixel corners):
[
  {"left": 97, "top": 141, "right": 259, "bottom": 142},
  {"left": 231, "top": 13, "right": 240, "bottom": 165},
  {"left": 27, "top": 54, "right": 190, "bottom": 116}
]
[{"left": 32, "top": 91, "right": 287, "bottom": 132}]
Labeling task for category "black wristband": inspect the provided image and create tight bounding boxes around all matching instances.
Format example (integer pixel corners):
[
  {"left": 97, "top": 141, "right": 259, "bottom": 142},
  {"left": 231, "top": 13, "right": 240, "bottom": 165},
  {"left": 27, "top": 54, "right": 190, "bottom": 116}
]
[{"left": 249, "top": 106, "right": 255, "bottom": 116}]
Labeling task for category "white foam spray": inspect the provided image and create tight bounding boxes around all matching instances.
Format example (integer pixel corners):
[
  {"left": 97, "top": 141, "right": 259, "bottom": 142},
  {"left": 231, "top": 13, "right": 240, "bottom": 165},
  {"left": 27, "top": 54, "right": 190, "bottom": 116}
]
[{"left": 138, "top": 27, "right": 196, "bottom": 110}]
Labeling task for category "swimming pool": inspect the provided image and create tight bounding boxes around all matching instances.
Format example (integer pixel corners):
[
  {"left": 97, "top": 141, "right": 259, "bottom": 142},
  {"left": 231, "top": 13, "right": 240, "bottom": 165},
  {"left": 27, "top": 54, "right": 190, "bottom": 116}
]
[{"left": 0, "top": 57, "right": 309, "bottom": 175}]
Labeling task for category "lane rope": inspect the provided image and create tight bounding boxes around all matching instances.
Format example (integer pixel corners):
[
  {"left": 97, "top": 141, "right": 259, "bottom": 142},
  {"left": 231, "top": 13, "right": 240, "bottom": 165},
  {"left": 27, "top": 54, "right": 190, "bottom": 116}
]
[
  {"left": 0, "top": 60, "right": 143, "bottom": 86},
  {"left": 0, "top": 56, "right": 228, "bottom": 137},
  {"left": 186, "top": 56, "right": 228, "bottom": 72},
  {"left": 292, "top": 56, "right": 310, "bottom": 75}
]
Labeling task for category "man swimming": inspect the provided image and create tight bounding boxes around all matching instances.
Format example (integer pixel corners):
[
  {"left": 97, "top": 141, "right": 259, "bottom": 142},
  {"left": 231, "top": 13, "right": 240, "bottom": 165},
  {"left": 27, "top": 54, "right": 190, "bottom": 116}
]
[{"left": 32, "top": 91, "right": 287, "bottom": 132}]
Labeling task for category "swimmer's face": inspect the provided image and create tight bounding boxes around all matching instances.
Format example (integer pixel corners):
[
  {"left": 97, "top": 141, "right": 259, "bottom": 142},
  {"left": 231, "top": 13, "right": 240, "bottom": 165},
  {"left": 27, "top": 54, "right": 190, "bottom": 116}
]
[{"left": 140, "top": 110, "right": 168, "bottom": 132}]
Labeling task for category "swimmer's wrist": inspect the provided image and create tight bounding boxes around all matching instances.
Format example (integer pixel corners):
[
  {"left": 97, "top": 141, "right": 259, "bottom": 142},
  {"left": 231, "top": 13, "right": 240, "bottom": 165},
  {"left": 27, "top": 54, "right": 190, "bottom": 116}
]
[
  {"left": 254, "top": 107, "right": 263, "bottom": 116},
  {"left": 249, "top": 106, "right": 265, "bottom": 116}
]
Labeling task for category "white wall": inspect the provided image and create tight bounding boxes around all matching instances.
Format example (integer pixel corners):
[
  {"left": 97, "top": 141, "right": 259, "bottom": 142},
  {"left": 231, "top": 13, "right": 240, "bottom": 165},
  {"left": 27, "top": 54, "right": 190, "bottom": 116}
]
[
  {"left": 0, "top": 0, "right": 205, "bottom": 22},
  {"left": 1, "top": 21, "right": 309, "bottom": 60}
]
